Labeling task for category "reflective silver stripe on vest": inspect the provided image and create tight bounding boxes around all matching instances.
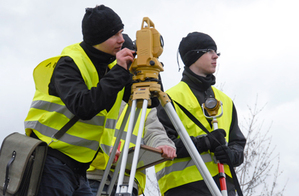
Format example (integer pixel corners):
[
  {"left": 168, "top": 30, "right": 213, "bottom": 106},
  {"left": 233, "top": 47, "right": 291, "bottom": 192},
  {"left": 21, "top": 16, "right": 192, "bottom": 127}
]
[
  {"left": 25, "top": 121, "right": 99, "bottom": 151},
  {"left": 156, "top": 154, "right": 214, "bottom": 181},
  {"left": 114, "top": 129, "right": 138, "bottom": 144},
  {"left": 31, "top": 100, "right": 116, "bottom": 127},
  {"left": 100, "top": 144, "right": 112, "bottom": 155},
  {"left": 31, "top": 100, "right": 73, "bottom": 118},
  {"left": 105, "top": 118, "right": 117, "bottom": 129}
]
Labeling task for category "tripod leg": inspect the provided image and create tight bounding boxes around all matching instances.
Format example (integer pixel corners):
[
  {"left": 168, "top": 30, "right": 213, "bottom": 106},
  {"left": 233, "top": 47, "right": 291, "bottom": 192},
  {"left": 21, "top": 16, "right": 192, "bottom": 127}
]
[
  {"left": 127, "top": 99, "right": 148, "bottom": 192},
  {"left": 116, "top": 99, "right": 138, "bottom": 194},
  {"left": 107, "top": 106, "right": 141, "bottom": 195},
  {"left": 115, "top": 99, "right": 148, "bottom": 195},
  {"left": 107, "top": 152, "right": 123, "bottom": 195},
  {"left": 163, "top": 102, "right": 222, "bottom": 196},
  {"left": 96, "top": 105, "right": 132, "bottom": 196}
]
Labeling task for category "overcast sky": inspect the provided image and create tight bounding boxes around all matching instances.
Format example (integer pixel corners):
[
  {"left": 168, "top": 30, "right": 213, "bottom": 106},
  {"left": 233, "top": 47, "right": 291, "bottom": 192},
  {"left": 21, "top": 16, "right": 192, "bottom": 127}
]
[{"left": 1, "top": 0, "right": 298, "bottom": 195}]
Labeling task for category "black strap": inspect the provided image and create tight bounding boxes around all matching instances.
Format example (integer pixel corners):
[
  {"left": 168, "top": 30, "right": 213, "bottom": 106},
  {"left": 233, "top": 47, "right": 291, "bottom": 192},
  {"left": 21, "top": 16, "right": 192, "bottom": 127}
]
[
  {"left": 173, "top": 100, "right": 243, "bottom": 196},
  {"left": 3, "top": 151, "right": 16, "bottom": 196},
  {"left": 54, "top": 116, "right": 80, "bottom": 139},
  {"left": 173, "top": 100, "right": 210, "bottom": 134}
]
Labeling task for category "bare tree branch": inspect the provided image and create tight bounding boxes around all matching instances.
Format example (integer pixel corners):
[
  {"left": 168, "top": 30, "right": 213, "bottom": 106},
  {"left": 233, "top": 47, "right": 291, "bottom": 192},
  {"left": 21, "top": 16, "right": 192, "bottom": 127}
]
[{"left": 237, "top": 96, "right": 287, "bottom": 196}]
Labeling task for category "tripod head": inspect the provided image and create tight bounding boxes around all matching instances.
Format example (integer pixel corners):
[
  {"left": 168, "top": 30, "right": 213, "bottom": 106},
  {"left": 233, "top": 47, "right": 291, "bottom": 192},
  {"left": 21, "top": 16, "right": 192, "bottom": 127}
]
[{"left": 129, "top": 17, "right": 165, "bottom": 108}]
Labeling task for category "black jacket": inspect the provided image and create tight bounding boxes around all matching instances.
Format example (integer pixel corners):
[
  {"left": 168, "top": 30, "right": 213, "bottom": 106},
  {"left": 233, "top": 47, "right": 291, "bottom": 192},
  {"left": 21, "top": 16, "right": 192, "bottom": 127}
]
[
  {"left": 157, "top": 66, "right": 246, "bottom": 196},
  {"left": 48, "top": 41, "right": 132, "bottom": 120}
]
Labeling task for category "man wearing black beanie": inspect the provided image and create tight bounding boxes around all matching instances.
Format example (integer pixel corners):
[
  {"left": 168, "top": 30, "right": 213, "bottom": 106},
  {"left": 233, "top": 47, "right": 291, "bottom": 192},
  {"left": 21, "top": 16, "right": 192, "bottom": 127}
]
[
  {"left": 155, "top": 32, "right": 246, "bottom": 196},
  {"left": 25, "top": 5, "right": 135, "bottom": 196}
]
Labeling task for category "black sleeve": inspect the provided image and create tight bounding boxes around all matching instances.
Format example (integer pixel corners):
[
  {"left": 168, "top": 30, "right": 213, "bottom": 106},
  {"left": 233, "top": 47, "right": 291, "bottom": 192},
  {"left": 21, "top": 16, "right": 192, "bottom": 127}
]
[
  {"left": 122, "top": 73, "right": 133, "bottom": 103},
  {"left": 49, "top": 57, "right": 131, "bottom": 120},
  {"left": 227, "top": 104, "right": 246, "bottom": 167},
  {"left": 156, "top": 97, "right": 197, "bottom": 158}
]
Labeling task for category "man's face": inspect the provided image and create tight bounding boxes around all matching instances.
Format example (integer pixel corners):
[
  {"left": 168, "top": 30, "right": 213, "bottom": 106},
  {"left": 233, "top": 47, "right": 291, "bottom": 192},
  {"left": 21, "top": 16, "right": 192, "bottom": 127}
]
[
  {"left": 94, "top": 29, "right": 124, "bottom": 56},
  {"left": 189, "top": 50, "right": 219, "bottom": 77}
]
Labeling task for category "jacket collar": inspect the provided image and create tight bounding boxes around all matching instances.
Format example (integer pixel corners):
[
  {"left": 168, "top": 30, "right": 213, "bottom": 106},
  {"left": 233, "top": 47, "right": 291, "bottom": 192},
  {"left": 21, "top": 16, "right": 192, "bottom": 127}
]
[
  {"left": 80, "top": 41, "right": 116, "bottom": 66},
  {"left": 181, "top": 66, "right": 216, "bottom": 92}
]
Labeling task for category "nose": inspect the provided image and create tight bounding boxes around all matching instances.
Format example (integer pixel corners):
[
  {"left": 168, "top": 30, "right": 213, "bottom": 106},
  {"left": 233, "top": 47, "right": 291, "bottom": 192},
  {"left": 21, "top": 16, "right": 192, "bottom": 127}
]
[
  {"left": 118, "top": 33, "right": 125, "bottom": 44},
  {"left": 213, "top": 53, "right": 219, "bottom": 59}
]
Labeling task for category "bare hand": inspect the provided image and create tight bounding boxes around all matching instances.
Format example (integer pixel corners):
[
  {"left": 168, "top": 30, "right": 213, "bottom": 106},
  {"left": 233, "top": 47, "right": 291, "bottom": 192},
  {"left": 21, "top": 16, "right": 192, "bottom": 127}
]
[
  {"left": 113, "top": 150, "right": 121, "bottom": 163},
  {"left": 116, "top": 48, "right": 135, "bottom": 70},
  {"left": 110, "top": 142, "right": 121, "bottom": 164},
  {"left": 156, "top": 145, "right": 177, "bottom": 160}
]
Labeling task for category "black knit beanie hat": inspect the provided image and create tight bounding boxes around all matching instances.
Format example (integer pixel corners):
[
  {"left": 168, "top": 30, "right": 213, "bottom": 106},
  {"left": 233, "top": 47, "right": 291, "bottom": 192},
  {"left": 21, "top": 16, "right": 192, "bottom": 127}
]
[
  {"left": 179, "top": 32, "right": 217, "bottom": 67},
  {"left": 82, "top": 5, "right": 124, "bottom": 45}
]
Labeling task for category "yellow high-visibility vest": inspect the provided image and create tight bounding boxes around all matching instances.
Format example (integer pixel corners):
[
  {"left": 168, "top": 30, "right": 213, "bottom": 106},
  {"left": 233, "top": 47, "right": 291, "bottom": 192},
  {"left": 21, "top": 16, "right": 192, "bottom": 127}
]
[
  {"left": 25, "top": 43, "right": 124, "bottom": 164},
  {"left": 89, "top": 104, "right": 150, "bottom": 195},
  {"left": 155, "top": 81, "right": 233, "bottom": 195}
]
